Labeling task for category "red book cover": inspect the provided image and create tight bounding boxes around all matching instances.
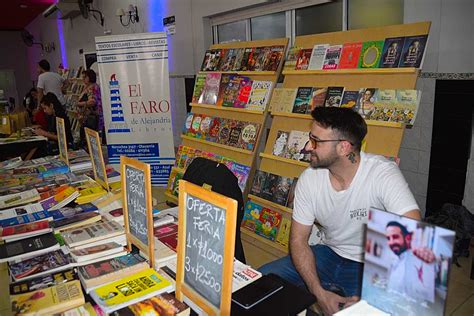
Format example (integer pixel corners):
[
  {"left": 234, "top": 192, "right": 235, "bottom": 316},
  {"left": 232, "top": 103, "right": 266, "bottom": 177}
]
[
  {"left": 159, "top": 233, "right": 178, "bottom": 251},
  {"left": 153, "top": 223, "right": 178, "bottom": 239},
  {"left": 338, "top": 42, "right": 362, "bottom": 69},
  {"left": 233, "top": 77, "right": 253, "bottom": 108},
  {"left": 0, "top": 220, "right": 50, "bottom": 238},
  {"left": 295, "top": 49, "right": 312, "bottom": 70}
]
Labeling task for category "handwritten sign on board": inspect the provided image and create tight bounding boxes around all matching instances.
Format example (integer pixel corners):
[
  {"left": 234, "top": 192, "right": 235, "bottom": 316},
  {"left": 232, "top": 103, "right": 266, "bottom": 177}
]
[
  {"left": 176, "top": 180, "right": 237, "bottom": 315},
  {"left": 56, "top": 117, "right": 69, "bottom": 166},
  {"left": 85, "top": 128, "right": 109, "bottom": 191},
  {"left": 121, "top": 156, "right": 154, "bottom": 267}
]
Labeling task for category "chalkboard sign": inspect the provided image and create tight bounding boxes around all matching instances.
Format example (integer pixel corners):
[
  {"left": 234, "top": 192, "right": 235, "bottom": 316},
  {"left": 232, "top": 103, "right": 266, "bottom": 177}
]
[
  {"left": 120, "top": 156, "right": 154, "bottom": 267},
  {"left": 85, "top": 128, "right": 109, "bottom": 191},
  {"left": 176, "top": 180, "right": 237, "bottom": 315},
  {"left": 56, "top": 117, "right": 69, "bottom": 166}
]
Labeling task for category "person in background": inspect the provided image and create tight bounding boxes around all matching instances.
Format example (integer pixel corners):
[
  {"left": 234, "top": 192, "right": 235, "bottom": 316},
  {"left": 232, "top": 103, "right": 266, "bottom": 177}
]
[
  {"left": 77, "top": 69, "right": 104, "bottom": 146},
  {"left": 37, "top": 59, "right": 67, "bottom": 105},
  {"left": 33, "top": 93, "right": 73, "bottom": 146},
  {"left": 23, "top": 88, "right": 37, "bottom": 120},
  {"left": 259, "top": 107, "right": 421, "bottom": 315}
]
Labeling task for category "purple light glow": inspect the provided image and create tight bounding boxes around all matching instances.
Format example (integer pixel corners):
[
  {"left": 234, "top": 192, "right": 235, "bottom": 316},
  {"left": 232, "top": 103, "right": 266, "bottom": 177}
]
[{"left": 56, "top": 15, "right": 68, "bottom": 68}]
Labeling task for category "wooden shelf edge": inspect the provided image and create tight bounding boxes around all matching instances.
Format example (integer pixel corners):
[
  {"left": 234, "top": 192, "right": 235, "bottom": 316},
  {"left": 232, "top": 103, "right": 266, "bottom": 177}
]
[
  {"left": 365, "top": 120, "right": 404, "bottom": 128},
  {"left": 190, "top": 103, "right": 265, "bottom": 114},
  {"left": 259, "top": 153, "right": 309, "bottom": 168},
  {"left": 247, "top": 194, "right": 293, "bottom": 215},
  {"left": 270, "top": 112, "right": 313, "bottom": 120},
  {"left": 198, "top": 71, "right": 276, "bottom": 76},
  {"left": 181, "top": 135, "right": 254, "bottom": 155},
  {"left": 171, "top": 166, "right": 185, "bottom": 174},
  {"left": 241, "top": 228, "right": 288, "bottom": 254},
  {"left": 282, "top": 68, "right": 418, "bottom": 75}
]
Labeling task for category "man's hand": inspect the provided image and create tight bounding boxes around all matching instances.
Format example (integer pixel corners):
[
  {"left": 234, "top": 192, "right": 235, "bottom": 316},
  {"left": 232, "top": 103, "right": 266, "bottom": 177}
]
[
  {"left": 314, "top": 288, "right": 351, "bottom": 315},
  {"left": 33, "top": 127, "right": 46, "bottom": 137},
  {"left": 344, "top": 295, "right": 360, "bottom": 308},
  {"left": 412, "top": 247, "right": 435, "bottom": 263}
]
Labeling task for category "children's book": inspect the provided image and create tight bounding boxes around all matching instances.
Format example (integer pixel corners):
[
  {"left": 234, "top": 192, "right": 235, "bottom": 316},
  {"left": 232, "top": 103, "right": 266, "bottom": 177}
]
[
  {"left": 255, "top": 208, "right": 282, "bottom": 241},
  {"left": 308, "top": 44, "right": 329, "bottom": 70},
  {"left": 246, "top": 80, "right": 273, "bottom": 111},
  {"left": 339, "top": 42, "right": 362, "bottom": 69},
  {"left": 239, "top": 122, "right": 260, "bottom": 151},
  {"left": 392, "top": 89, "right": 420, "bottom": 125},
  {"left": 276, "top": 217, "right": 291, "bottom": 248},
  {"left": 192, "top": 73, "right": 207, "bottom": 103},
  {"left": 379, "top": 37, "right": 405, "bottom": 68},
  {"left": 369, "top": 89, "right": 396, "bottom": 121},
  {"left": 358, "top": 40, "right": 384, "bottom": 68},
  {"left": 90, "top": 268, "right": 173, "bottom": 314},
  {"left": 322, "top": 45, "right": 342, "bottom": 70},
  {"left": 286, "top": 130, "right": 310, "bottom": 161},
  {"left": 200, "top": 73, "right": 221, "bottom": 105},
  {"left": 242, "top": 201, "right": 263, "bottom": 232}
]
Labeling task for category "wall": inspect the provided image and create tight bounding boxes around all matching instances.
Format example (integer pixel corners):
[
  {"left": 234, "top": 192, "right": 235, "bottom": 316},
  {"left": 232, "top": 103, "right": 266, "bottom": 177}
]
[
  {"left": 402, "top": 0, "right": 474, "bottom": 215},
  {"left": 0, "top": 31, "right": 34, "bottom": 103}
]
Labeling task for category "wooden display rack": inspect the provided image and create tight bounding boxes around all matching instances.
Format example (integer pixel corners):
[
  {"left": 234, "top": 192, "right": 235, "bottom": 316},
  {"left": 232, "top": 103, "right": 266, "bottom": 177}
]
[
  {"left": 165, "top": 37, "right": 289, "bottom": 204},
  {"left": 243, "top": 22, "right": 431, "bottom": 267}
]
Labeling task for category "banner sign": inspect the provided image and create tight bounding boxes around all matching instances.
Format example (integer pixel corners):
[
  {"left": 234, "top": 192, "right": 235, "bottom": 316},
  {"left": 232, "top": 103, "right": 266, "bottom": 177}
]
[{"left": 96, "top": 32, "right": 175, "bottom": 186}]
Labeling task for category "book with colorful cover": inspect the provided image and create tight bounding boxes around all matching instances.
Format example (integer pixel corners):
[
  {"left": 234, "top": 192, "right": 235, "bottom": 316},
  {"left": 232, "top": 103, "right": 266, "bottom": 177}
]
[
  {"left": 228, "top": 120, "right": 244, "bottom": 148},
  {"left": 153, "top": 223, "right": 178, "bottom": 239},
  {"left": 398, "top": 35, "right": 428, "bottom": 68},
  {"left": 61, "top": 219, "right": 123, "bottom": 248},
  {"left": 0, "top": 210, "right": 51, "bottom": 228},
  {"left": 264, "top": 45, "right": 285, "bottom": 71},
  {"left": 11, "top": 280, "right": 85, "bottom": 315},
  {"left": 286, "top": 130, "right": 311, "bottom": 161},
  {"left": 242, "top": 201, "right": 263, "bottom": 232},
  {"left": 48, "top": 203, "right": 97, "bottom": 220},
  {"left": 111, "top": 293, "right": 190, "bottom": 316},
  {"left": 275, "top": 217, "right": 291, "bottom": 248},
  {"left": 246, "top": 80, "right": 273, "bottom": 111},
  {"left": 170, "top": 171, "right": 183, "bottom": 197},
  {"left": 354, "top": 88, "right": 378, "bottom": 119},
  {"left": 224, "top": 161, "right": 251, "bottom": 192},
  {"left": 255, "top": 208, "right": 282, "bottom": 241},
  {"left": 295, "top": 48, "right": 312, "bottom": 70},
  {"left": 249, "top": 170, "right": 267, "bottom": 197},
  {"left": 322, "top": 45, "right": 343, "bottom": 70},
  {"left": 260, "top": 172, "right": 278, "bottom": 201},
  {"left": 254, "top": 46, "right": 271, "bottom": 71},
  {"left": 339, "top": 42, "right": 362, "bottom": 69},
  {"left": 392, "top": 89, "right": 420, "bottom": 125},
  {"left": 292, "top": 87, "right": 313, "bottom": 114},
  {"left": 308, "top": 44, "right": 329, "bottom": 70},
  {"left": 340, "top": 90, "right": 360, "bottom": 109},
  {"left": 201, "top": 49, "right": 222, "bottom": 71},
  {"left": 324, "top": 86, "right": 345, "bottom": 107},
  {"left": 10, "top": 269, "right": 77, "bottom": 295},
  {"left": 0, "top": 188, "right": 39, "bottom": 210},
  {"left": 239, "top": 47, "right": 254, "bottom": 71},
  {"left": 182, "top": 113, "right": 194, "bottom": 135},
  {"left": 78, "top": 253, "right": 147, "bottom": 282},
  {"left": 245, "top": 47, "right": 260, "bottom": 71},
  {"left": 272, "top": 131, "right": 290, "bottom": 158},
  {"left": 219, "top": 48, "right": 235, "bottom": 71},
  {"left": 369, "top": 89, "right": 396, "bottom": 121},
  {"left": 215, "top": 74, "right": 233, "bottom": 107},
  {"left": 197, "top": 115, "right": 212, "bottom": 140},
  {"left": 189, "top": 114, "right": 203, "bottom": 137},
  {"left": 217, "top": 118, "right": 232, "bottom": 145},
  {"left": 90, "top": 268, "right": 173, "bottom": 314},
  {"left": 41, "top": 186, "right": 80, "bottom": 210},
  {"left": 239, "top": 122, "right": 260, "bottom": 151},
  {"left": 222, "top": 75, "right": 243, "bottom": 107},
  {"left": 233, "top": 76, "right": 253, "bottom": 108},
  {"left": 70, "top": 242, "right": 124, "bottom": 262},
  {"left": 0, "top": 220, "right": 51, "bottom": 242},
  {"left": 192, "top": 73, "right": 207, "bottom": 103},
  {"left": 207, "top": 117, "right": 222, "bottom": 143},
  {"left": 283, "top": 46, "right": 301, "bottom": 71},
  {"left": 200, "top": 73, "right": 221, "bottom": 105},
  {"left": 0, "top": 203, "right": 44, "bottom": 221},
  {"left": 9, "top": 250, "right": 71, "bottom": 281},
  {"left": 50, "top": 211, "right": 101, "bottom": 232},
  {"left": 379, "top": 37, "right": 405, "bottom": 68},
  {"left": 358, "top": 40, "right": 384, "bottom": 68},
  {"left": 308, "top": 87, "right": 328, "bottom": 113},
  {"left": 232, "top": 48, "right": 245, "bottom": 71},
  {"left": 271, "top": 176, "right": 294, "bottom": 206}
]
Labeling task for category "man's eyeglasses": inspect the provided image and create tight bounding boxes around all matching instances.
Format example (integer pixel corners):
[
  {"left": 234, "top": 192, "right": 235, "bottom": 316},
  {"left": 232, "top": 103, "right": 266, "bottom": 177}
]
[{"left": 308, "top": 132, "right": 353, "bottom": 148}]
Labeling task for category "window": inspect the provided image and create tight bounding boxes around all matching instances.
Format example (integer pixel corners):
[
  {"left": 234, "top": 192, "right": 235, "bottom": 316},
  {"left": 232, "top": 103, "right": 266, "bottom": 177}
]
[
  {"left": 295, "top": 1, "right": 343, "bottom": 36},
  {"left": 251, "top": 12, "right": 286, "bottom": 40},
  {"left": 217, "top": 20, "right": 247, "bottom": 43},
  {"left": 348, "top": 0, "right": 403, "bottom": 30}
]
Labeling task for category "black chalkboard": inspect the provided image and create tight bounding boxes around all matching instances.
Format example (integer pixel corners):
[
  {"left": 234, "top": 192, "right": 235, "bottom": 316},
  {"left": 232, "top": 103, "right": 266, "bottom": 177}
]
[
  {"left": 183, "top": 193, "right": 226, "bottom": 308},
  {"left": 125, "top": 165, "right": 148, "bottom": 247}
]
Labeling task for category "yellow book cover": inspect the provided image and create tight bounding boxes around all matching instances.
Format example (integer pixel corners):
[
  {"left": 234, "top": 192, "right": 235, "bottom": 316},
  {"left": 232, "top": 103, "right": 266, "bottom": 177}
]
[
  {"left": 276, "top": 217, "right": 291, "bottom": 248},
  {"left": 90, "top": 268, "right": 173, "bottom": 313},
  {"left": 11, "top": 280, "right": 85, "bottom": 316},
  {"left": 76, "top": 187, "right": 107, "bottom": 204}
]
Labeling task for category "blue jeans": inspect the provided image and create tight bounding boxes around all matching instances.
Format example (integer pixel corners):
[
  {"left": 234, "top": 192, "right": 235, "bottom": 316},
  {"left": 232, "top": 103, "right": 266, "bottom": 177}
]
[{"left": 259, "top": 245, "right": 363, "bottom": 297}]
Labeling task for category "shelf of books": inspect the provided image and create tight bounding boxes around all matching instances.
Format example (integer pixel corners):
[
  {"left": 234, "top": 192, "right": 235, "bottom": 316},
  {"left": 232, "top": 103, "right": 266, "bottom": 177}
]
[
  {"left": 61, "top": 66, "right": 86, "bottom": 142},
  {"left": 243, "top": 22, "right": 431, "bottom": 265},
  {"left": 165, "top": 38, "right": 289, "bottom": 206}
]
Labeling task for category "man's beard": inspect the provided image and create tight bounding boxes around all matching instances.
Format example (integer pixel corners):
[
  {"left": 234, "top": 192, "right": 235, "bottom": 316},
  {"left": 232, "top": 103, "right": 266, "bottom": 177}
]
[
  {"left": 390, "top": 243, "right": 408, "bottom": 256},
  {"left": 309, "top": 151, "right": 339, "bottom": 169}
]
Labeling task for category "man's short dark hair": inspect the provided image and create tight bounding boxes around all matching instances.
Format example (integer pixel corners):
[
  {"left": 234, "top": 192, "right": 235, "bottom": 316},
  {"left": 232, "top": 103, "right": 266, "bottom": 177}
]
[
  {"left": 38, "top": 59, "right": 50, "bottom": 71},
  {"left": 386, "top": 221, "right": 410, "bottom": 237},
  {"left": 84, "top": 69, "right": 97, "bottom": 83},
  {"left": 311, "top": 107, "right": 367, "bottom": 151}
]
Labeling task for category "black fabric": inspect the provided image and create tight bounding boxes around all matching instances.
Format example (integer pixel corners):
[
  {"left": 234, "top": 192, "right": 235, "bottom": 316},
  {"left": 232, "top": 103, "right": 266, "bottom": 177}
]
[
  {"left": 47, "top": 114, "right": 74, "bottom": 146},
  {"left": 182, "top": 157, "right": 246, "bottom": 263}
]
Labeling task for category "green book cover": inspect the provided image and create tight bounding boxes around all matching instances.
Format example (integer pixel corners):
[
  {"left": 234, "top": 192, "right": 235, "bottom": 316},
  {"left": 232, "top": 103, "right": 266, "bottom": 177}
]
[
  {"left": 192, "top": 74, "right": 206, "bottom": 103},
  {"left": 358, "top": 40, "right": 384, "bottom": 69}
]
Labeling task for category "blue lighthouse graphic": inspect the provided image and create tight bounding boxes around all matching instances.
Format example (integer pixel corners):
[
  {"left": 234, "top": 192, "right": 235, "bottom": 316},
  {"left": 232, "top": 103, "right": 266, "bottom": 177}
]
[{"left": 107, "top": 74, "right": 131, "bottom": 133}]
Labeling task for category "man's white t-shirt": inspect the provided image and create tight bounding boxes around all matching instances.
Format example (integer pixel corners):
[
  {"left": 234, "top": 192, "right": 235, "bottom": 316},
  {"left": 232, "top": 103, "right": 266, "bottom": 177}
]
[
  {"left": 293, "top": 152, "right": 418, "bottom": 262},
  {"left": 37, "top": 72, "right": 66, "bottom": 105}
]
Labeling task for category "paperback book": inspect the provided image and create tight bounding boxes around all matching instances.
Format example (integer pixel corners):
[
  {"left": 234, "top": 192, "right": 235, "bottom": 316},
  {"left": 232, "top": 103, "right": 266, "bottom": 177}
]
[
  {"left": 322, "top": 45, "right": 343, "bottom": 70},
  {"left": 308, "top": 44, "right": 329, "bottom": 70},
  {"left": 379, "top": 37, "right": 405, "bottom": 68}
]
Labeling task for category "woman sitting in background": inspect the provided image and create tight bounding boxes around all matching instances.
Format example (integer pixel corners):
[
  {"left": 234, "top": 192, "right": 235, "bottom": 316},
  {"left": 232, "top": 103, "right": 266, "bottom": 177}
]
[{"left": 33, "top": 92, "right": 73, "bottom": 147}]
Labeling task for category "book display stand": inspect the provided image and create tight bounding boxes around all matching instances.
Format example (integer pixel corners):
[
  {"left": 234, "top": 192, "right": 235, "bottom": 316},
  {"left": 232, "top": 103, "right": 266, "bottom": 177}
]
[
  {"left": 243, "top": 22, "right": 431, "bottom": 264},
  {"left": 165, "top": 38, "right": 289, "bottom": 204}
]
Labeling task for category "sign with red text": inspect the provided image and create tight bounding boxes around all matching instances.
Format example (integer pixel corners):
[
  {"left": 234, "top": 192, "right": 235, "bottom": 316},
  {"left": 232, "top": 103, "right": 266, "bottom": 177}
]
[{"left": 95, "top": 32, "right": 175, "bottom": 186}]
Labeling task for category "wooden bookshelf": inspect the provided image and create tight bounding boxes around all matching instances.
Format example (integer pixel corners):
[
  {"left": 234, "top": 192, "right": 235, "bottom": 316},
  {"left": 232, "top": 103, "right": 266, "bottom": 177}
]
[
  {"left": 190, "top": 103, "right": 264, "bottom": 115},
  {"left": 247, "top": 194, "right": 293, "bottom": 215},
  {"left": 249, "top": 21, "right": 431, "bottom": 265}
]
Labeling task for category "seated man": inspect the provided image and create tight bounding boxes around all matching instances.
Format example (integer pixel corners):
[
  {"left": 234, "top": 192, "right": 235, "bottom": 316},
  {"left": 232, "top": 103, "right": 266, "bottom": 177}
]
[{"left": 259, "top": 107, "right": 421, "bottom": 315}]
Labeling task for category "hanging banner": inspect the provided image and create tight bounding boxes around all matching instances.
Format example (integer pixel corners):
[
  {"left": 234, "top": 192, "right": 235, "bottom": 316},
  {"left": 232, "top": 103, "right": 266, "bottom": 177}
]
[{"left": 95, "top": 32, "right": 175, "bottom": 186}]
